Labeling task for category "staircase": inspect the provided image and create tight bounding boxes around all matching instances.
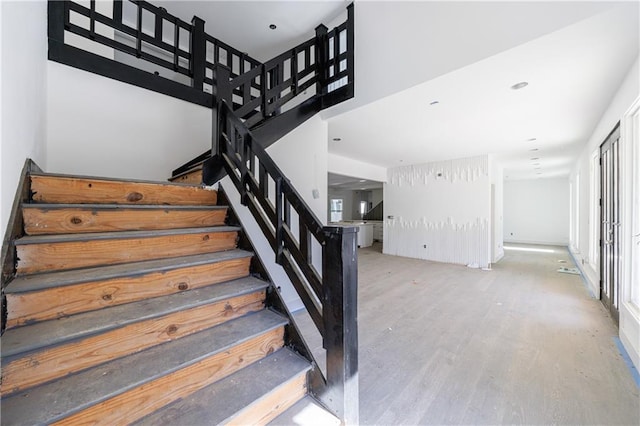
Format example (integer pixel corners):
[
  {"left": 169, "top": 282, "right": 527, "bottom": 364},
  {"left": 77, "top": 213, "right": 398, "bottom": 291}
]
[{"left": 0, "top": 172, "right": 325, "bottom": 425}]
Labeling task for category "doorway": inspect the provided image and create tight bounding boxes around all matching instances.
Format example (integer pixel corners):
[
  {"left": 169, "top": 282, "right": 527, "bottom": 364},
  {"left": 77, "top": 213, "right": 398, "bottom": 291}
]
[{"left": 600, "top": 123, "right": 621, "bottom": 324}]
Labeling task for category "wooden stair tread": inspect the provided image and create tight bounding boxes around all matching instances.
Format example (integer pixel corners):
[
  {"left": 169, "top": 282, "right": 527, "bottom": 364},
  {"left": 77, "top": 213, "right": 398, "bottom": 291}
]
[
  {"left": 29, "top": 174, "right": 216, "bottom": 205},
  {"left": 136, "top": 347, "right": 311, "bottom": 426},
  {"left": 23, "top": 203, "right": 226, "bottom": 235},
  {"left": 14, "top": 225, "right": 240, "bottom": 245},
  {"left": 1, "top": 276, "right": 269, "bottom": 357},
  {"left": 0, "top": 310, "right": 288, "bottom": 426},
  {"left": 5, "top": 250, "right": 252, "bottom": 294}
]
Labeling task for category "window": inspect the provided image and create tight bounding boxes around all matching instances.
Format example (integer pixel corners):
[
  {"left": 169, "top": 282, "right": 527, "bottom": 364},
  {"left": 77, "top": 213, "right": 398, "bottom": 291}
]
[
  {"left": 330, "top": 199, "right": 343, "bottom": 222},
  {"left": 359, "top": 201, "right": 367, "bottom": 218}
]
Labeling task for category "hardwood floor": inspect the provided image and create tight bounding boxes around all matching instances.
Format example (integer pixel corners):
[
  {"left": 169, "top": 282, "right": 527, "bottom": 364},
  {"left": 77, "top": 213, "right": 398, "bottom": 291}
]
[{"left": 293, "top": 243, "right": 640, "bottom": 425}]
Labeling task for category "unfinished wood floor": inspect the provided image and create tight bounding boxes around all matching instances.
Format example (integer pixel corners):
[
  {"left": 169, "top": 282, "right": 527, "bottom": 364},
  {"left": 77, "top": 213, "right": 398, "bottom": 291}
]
[{"left": 294, "top": 243, "right": 640, "bottom": 425}]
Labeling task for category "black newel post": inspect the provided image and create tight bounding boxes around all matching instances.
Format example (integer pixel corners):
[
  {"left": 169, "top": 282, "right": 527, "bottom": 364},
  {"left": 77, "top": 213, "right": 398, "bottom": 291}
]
[
  {"left": 190, "top": 16, "right": 206, "bottom": 91},
  {"left": 211, "top": 65, "right": 232, "bottom": 156},
  {"left": 315, "top": 24, "right": 328, "bottom": 96},
  {"left": 203, "top": 65, "right": 232, "bottom": 186},
  {"left": 322, "top": 225, "right": 359, "bottom": 425}
]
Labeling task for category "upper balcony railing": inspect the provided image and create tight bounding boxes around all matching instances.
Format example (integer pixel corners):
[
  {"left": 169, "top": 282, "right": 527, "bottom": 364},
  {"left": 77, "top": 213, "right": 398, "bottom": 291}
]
[{"left": 48, "top": 0, "right": 353, "bottom": 113}]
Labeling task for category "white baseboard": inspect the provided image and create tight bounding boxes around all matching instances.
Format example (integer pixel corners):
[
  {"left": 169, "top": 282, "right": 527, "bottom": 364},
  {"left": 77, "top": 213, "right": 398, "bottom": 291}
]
[
  {"left": 503, "top": 239, "right": 569, "bottom": 246},
  {"left": 620, "top": 302, "right": 640, "bottom": 374},
  {"left": 568, "top": 247, "right": 598, "bottom": 298}
]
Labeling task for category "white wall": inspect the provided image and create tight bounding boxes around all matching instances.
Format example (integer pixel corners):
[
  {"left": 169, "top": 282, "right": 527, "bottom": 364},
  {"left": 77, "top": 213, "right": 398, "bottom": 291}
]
[
  {"left": 384, "top": 155, "right": 492, "bottom": 268},
  {"left": 570, "top": 56, "right": 640, "bottom": 371},
  {"left": 328, "top": 153, "right": 387, "bottom": 183},
  {"left": 46, "top": 62, "right": 211, "bottom": 182},
  {"left": 621, "top": 97, "right": 640, "bottom": 372},
  {"left": 1, "top": 1, "right": 48, "bottom": 238},
  {"left": 266, "top": 114, "right": 328, "bottom": 223},
  {"left": 503, "top": 178, "right": 570, "bottom": 246}
]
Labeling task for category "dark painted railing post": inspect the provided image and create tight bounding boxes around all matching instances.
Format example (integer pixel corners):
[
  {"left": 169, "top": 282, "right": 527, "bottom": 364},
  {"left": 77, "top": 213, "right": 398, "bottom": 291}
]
[
  {"left": 274, "top": 177, "right": 284, "bottom": 264},
  {"left": 113, "top": 0, "right": 123, "bottom": 25},
  {"left": 203, "top": 65, "right": 233, "bottom": 186},
  {"left": 346, "top": 3, "right": 355, "bottom": 94},
  {"left": 212, "top": 65, "right": 232, "bottom": 155},
  {"left": 315, "top": 24, "right": 328, "bottom": 96},
  {"left": 48, "top": 0, "right": 65, "bottom": 45},
  {"left": 191, "top": 16, "right": 206, "bottom": 91},
  {"left": 322, "top": 225, "right": 359, "bottom": 425}
]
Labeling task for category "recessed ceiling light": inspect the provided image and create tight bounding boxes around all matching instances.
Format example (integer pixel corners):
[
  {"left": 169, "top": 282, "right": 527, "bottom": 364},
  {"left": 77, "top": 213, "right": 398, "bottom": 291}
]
[
  {"left": 429, "top": 101, "right": 439, "bottom": 106},
  {"left": 332, "top": 137, "right": 341, "bottom": 142},
  {"left": 511, "top": 82, "right": 529, "bottom": 90},
  {"left": 269, "top": 24, "right": 277, "bottom": 30},
  {"left": 359, "top": 180, "right": 366, "bottom": 182},
  {"left": 526, "top": 138, "right": 537, "bottom": 142}
]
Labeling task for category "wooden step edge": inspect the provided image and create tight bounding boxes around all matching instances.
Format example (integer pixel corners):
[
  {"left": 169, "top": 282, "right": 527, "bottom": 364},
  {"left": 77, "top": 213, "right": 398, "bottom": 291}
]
[
  {"left": 29, "top": 171, "right": 208, "bottom": 188},
  {"left": 231, "top": 372, "right": 308, "bottom": 426},
  {"left": 134, "top": 347, "right": 311, "bottom": 426},
  {"left": 5, "top": 250, "right": 253, "bottom": 294},
  {"left": 14, "top": 225, "right": 241, "bottom": 245},
  {"left": 269, "top": 396, "right": 341, "bottom": 426},
  {"left": 22, "top": 203, "right": 226, "bottom": 211},
  {"left": 223, "top": 365, "right": 310, "bottom": 425},
  {"left": 0, "top": 310, "right": 288, "bottom": 426},
  {"left": 1, "top": 277, "right": 270, "bottom": 358}
]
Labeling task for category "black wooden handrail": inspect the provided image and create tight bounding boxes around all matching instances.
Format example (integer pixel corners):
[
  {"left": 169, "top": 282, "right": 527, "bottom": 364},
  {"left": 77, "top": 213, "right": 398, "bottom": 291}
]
[{"left": 216, "top": 99, "right": 359, "bottom": 423}]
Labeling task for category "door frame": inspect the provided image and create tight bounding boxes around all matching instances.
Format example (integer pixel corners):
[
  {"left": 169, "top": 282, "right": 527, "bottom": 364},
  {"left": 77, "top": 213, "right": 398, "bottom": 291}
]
[{"left": 600, "top": 122, "right": 621, "bottom": 324}]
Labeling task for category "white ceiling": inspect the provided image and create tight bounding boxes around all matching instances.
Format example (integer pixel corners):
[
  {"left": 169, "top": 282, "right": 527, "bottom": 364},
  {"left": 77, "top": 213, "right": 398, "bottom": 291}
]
[
  {"left": 329, "top": 172, "right": 383, "bottom": 190},
  {"left": 326, "top": 1, "right": 639, "bottom": 180},
  {"left": 159, "top": 1, "right": 348, "bottom": 61},
  {"left": 162, "top": 1, "right": 639, "bottom": 181}
]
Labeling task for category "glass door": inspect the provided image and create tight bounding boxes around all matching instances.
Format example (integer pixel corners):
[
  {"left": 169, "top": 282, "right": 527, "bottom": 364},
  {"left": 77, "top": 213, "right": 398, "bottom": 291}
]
[{"left": 600, "top": 123, "right": 621, "bottom": 324}]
